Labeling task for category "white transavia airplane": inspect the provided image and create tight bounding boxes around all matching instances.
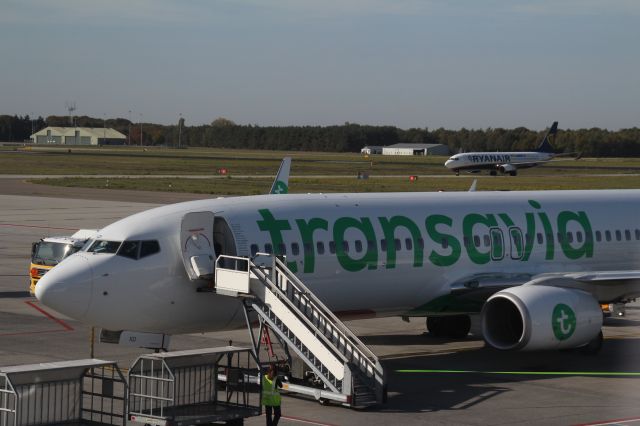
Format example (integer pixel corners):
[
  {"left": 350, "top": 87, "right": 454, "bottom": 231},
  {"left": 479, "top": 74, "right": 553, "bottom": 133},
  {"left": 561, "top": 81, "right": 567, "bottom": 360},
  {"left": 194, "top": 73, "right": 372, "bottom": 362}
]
[
  {"left": 35, "top": 181, "right": 640, "bottom": 354},
  {"left": 444, "top": 121, "right": 568, "bottom": 176}
]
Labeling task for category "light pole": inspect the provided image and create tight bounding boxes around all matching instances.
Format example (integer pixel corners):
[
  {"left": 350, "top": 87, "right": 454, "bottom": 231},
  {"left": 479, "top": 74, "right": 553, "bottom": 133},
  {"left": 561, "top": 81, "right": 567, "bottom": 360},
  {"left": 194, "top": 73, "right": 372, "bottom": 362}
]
[
  {"left": 178, "top": 113, "right": 182, "bottom": 149},
  {"left": 30, "top": 112, "right": 34, "bottom": 142},
  {"left": 128, "top": 110, "right": 132, "bottom": 145},
  {"left": 103, "top": 114, "right": 106, "bottom": 145},
  {"left": 139, "top": 113, "right": 143, "bottom": 147}
]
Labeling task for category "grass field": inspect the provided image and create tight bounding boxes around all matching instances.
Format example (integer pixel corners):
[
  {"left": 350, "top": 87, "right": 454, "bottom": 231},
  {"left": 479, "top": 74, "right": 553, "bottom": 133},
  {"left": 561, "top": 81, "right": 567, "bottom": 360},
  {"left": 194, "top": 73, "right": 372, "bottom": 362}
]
[{"left": 3, "top": 146, "right": 640, "bottom": 194}]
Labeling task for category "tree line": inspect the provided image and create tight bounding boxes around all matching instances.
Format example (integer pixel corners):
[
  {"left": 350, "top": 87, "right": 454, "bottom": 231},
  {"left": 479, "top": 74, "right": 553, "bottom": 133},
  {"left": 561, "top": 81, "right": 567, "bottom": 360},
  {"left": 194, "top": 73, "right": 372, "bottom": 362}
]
[{"left": 1, "top": 114, "right": 639, "bottom": 157}]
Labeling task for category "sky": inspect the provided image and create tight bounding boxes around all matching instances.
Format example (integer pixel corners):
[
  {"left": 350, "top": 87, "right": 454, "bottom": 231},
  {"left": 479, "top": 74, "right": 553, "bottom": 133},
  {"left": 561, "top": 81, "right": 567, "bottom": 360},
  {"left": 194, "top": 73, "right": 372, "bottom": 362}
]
[{"left": 1, "top": 0, "right": 639, "bottom": 130}]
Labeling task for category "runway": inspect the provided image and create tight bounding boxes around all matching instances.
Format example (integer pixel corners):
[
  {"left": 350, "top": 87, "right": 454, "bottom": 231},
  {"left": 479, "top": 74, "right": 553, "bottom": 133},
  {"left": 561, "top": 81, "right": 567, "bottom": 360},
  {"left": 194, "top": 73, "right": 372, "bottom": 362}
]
[{"left": 1, "top": 187, "right": 640, "bottom": 425}]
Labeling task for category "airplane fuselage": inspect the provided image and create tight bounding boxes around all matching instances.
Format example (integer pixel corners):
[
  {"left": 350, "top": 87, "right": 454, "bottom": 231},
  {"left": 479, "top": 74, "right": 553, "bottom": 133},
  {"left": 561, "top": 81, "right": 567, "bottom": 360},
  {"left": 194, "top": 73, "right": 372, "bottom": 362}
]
[
  {"left": 445, "top": 151, "right": 555, "bottom": 173},
  {"left": 36, "top": 190, "right": 640, "bottom": 336}
]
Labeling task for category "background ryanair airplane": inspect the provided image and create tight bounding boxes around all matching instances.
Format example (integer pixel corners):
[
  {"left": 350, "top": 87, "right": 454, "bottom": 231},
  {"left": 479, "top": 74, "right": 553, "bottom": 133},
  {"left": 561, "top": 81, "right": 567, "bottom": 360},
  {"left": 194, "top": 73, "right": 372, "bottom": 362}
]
[{"left": 444, "top": 121, "right": 578, "bottom": 175}]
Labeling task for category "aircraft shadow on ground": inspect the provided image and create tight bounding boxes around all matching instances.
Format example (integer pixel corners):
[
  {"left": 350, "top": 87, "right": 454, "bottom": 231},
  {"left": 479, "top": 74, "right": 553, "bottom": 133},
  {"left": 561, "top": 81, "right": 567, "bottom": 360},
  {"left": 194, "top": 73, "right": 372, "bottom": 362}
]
[
  {"left": 603, "top": 317, "right": 640, "bottom": 327},
  {"left": 0, "top": 291, "right": 32, "bottom": 299},
  {"left": 360, "top": 332, "right": 484, "bottom": 346},
  {"left": 369, "top": 338, "right": 640, "bottom": 414}
]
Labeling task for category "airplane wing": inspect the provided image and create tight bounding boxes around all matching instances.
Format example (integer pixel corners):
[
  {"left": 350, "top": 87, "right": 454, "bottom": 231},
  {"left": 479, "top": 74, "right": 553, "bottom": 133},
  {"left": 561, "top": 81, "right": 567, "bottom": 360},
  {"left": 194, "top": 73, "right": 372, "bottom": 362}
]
[
  {"left": 526, "top": 270, "right": 640, "bottom": 303},
  {"left": 411, "top": 270, "right": 640, "bottom": 315},
  {"left": 269, "top": 157, "right": 291, "bottom": 194}
]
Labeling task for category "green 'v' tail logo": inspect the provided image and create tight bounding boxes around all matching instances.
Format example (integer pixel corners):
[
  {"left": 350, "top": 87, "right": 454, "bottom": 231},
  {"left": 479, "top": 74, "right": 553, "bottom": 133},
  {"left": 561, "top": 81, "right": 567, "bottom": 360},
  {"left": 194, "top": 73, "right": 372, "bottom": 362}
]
[{"left": 272, "top": 181, "right": 288, "bottom": 194}]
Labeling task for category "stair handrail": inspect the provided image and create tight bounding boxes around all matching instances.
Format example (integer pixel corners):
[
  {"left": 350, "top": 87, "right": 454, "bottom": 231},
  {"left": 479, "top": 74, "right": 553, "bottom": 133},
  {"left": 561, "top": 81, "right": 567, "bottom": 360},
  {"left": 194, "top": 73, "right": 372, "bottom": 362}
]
[
  {"left": 249, "top": 263, "right": 348, "bottom": 364},
  {"left": 274, "top": 257, "right": 382, "bottom": 371},
  {"left": 216, "top": 254, "right": 385, "bottom": 405},
  {"left": 249, "top": 297, "right": 342, "bottom": 392},
  {"left": 267, "top": 256, "right": 383, "bottom": 383}
]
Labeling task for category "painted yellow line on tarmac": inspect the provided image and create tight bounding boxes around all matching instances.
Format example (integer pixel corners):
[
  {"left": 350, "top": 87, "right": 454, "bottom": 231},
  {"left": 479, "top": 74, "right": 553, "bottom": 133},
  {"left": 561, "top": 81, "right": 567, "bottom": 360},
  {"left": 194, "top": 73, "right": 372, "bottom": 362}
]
[{"left": 397, "top": 369, "right": 640, "bottom": 376}]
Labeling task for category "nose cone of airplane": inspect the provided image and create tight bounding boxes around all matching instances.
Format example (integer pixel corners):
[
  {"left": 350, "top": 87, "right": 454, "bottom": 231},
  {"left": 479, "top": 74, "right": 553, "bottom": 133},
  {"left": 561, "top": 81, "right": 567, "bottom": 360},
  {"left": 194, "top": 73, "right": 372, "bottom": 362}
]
[
  {"left": 35, "top": 254, "right": 93, "bottom": 321},
  {"left": 444, "top": 159, "right": 453, "bottom": 168}
]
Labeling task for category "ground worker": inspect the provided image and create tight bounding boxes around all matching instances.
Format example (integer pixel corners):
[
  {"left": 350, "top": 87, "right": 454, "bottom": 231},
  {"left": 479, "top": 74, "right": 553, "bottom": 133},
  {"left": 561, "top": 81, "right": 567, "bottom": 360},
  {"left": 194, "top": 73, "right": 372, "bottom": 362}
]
[{"left": 262, "top": 363, "right": 283, "bottom": 426}]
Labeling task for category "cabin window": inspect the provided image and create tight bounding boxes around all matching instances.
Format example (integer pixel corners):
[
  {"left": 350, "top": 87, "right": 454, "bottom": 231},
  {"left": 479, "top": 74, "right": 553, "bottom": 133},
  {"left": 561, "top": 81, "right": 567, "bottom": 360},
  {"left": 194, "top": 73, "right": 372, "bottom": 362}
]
[
  {"left": 615, "top": 230, "right": 622, "bottom": 241},
  {"left": 264, "top": 243, "right": 273, "bottom": 254},
  {"left": 546, "top": 233, "right": 553, "bottom": 243},
  {"left": 636, "top": 230, "right": 640, "bottom": 240},
  {"left": 381, "top": 240, "right": 387, "bottom": 252},
  {"left": 525, "top": 233, "right": 534, "bottom": 246},
  {"left": 88, "top": 240, "right": 121, "bottom": 254},
  {"left": 355, "top": 240, "right": 363, "bottom": 253},
  {"left": 473, "top": 235, "right": 481, "bottom": 248},
  {"left": 463, "top": 236, "right": 471, "bottom": 248},
  {"left": 304, "top": 242, "right": 313, "bottom": 253},
  {"left": 605, "top": 231, "right": 611, "bottom": 242},
  {"left": 405, "top": 238, "right": 413, "bottom": 250},
  {"left": 395, "top": 239, "right": 401, "bottom": 251},
  {"left": 316, "top": 241, "right": 325, "bottom": 255},
  {"left": 595, "top": 231, "right": 602, "bottom": 242},
  {"left": 576, "top": 232, "right": 583, "bottom": 243},
  {"left": 557, "top": 232, "right": 563, "bottom": 244},
  {"left": 329, "top": 241, "right": 336, "bottom": 254},
  {"left": 537, "top": 233, "right": 543, "bottom": 244},
  {"left": 441, "top": 238, "right": 449, "bottom": 250},
  {"left": 118, "top": 241, "right": 140, "bottom": 259},
  {"left": 250, "top": 244, "right": 259, "bottom": 256},
  {"left": 140, "top": 240, "right": 160, "bottom": 258},
  {"left": 342, "top": 241, "right": 349, "bottom": 253},
  {"left": 625, "top": 230, "right": 631, "bottom": 241},
  {"left": 417, "top": 238, "right": 424, "bottom": 249},
  {"left": 291, "top": 242, "right": 300, "bottom": 256},
  {"left": 276, "top": 243, "right": 287, "bottom": 255},
  {"left": 566, "top": 232, "right": 573, "bottom": 243},
  {"left": 484, "top": 235, "right": 491, "bottom": 247}
]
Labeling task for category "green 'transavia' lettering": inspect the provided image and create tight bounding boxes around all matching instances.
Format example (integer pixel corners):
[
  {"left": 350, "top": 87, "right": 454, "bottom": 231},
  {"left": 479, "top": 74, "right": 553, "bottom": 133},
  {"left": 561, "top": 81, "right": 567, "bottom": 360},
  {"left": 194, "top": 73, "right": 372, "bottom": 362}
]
[{"left": 255, "top": 200, "right": 596, "bottom": 274}]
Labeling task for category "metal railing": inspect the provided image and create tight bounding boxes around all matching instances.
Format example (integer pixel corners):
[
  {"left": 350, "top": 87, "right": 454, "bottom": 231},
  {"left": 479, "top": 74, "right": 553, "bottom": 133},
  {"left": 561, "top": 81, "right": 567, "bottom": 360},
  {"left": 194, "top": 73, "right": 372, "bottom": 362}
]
[{"left": 242, "top": 255, "right": 385, "bottom": 404}]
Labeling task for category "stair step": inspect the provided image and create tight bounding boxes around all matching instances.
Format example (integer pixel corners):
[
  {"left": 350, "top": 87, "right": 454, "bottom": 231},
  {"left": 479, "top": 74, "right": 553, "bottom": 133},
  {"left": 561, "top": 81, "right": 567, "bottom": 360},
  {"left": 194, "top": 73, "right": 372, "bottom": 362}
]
[{"left": 244, "top": 257, "right": 384, "bottom": 405}]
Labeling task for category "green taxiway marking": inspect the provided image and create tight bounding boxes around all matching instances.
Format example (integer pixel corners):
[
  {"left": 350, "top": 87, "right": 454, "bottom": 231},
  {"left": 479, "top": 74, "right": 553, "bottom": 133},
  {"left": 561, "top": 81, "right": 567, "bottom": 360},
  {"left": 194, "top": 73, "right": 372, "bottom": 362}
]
[{"left": 396, "top": 369, "right": 640, "bottom": 376}]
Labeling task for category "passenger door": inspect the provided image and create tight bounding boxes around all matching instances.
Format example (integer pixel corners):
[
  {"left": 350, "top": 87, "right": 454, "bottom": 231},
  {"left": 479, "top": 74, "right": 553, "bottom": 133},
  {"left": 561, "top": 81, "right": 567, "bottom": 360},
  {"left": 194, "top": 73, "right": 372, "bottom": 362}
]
[{"left": 181, "top": 212, "right": 216, "bottom": 280}]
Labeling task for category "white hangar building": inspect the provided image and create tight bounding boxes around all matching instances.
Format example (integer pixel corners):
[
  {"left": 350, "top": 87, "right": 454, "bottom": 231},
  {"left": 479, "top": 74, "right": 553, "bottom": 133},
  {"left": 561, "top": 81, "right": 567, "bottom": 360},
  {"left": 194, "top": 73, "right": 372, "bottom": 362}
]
[
  {"left": 31, "top": 127, "right": 127, "bottom": 145},
  {"left": 381, "top": 143, "right": 450, "bottom": 156}
]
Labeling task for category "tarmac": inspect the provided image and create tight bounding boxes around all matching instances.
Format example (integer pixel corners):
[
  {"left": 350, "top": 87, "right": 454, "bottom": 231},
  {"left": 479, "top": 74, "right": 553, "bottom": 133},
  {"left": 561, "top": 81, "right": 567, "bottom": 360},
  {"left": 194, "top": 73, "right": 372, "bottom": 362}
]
[{"left": 1, "top": 178, "right": 640, "bottom": 425}]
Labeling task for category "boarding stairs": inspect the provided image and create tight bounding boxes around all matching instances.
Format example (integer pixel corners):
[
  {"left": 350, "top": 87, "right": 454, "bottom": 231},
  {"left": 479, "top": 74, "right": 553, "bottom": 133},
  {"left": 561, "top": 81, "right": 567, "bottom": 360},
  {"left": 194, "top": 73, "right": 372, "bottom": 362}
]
[{"left": 212, "top": 254, "right": 386, "bottom": 408}]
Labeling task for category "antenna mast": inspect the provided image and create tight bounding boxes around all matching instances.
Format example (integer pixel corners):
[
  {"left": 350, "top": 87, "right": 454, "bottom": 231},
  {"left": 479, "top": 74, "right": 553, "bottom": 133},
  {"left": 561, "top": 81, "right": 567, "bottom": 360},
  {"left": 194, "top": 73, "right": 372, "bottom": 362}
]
[{"left": 65, "top": 101, "right": 77, "bottom": 126}]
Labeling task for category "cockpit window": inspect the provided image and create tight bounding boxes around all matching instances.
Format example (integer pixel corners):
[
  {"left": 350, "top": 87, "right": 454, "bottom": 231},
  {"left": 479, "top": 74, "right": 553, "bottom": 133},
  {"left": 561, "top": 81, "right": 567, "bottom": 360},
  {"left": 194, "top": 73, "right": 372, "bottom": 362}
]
[
  {"left": 88, "top": 240, "right": 122, "bottom": 254},
  {"left": 117, "top": 241, "right": 140, "bottom": 259},
  {"left": 81, "top": 239, "right": 94, "bottom": 252},
  {"left": 140, "top": 240, "right": 160, "bottom": 258},
  {"left": 115, "top": 240, "right": 160, "bottom": 259}
]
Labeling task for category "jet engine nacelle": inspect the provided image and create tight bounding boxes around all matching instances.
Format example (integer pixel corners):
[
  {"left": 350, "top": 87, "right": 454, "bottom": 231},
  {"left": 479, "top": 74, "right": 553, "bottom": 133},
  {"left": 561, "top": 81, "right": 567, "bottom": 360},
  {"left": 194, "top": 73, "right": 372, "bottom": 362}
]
[
  {"left": 481, "top": 285, "right": 602, "bottom": 351},
  {"left": 498, "top": 163, "right": 516, "bottom": 173}
]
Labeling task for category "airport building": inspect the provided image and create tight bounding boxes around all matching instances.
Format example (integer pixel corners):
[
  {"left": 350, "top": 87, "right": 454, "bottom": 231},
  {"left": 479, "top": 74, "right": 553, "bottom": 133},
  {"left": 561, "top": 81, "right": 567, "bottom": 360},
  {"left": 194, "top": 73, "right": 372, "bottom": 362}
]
[
  {"left": 381, "top": 143, "right": 450, "bottom": 156},
  {"left": 31, "top": 126, "right": 127, "bottom": 145},
  {"left": 361, "top": 145, "right": 383, "bottom": 155}
]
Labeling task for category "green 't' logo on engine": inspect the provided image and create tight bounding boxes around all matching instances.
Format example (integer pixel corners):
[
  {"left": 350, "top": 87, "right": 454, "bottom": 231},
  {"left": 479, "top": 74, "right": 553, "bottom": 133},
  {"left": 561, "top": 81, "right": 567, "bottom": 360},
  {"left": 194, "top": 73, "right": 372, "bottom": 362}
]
[{"left": 552, "top": 304, "right": 576, "bottom": 341}]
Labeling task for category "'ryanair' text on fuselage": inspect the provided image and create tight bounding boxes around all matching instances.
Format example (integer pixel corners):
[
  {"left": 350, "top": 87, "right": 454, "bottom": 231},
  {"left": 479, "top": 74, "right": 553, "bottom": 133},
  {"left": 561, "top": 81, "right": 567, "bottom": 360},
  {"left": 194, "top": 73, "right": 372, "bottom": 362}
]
[{"left": 467, "top": 154, "right": 512, "bottom": 163}]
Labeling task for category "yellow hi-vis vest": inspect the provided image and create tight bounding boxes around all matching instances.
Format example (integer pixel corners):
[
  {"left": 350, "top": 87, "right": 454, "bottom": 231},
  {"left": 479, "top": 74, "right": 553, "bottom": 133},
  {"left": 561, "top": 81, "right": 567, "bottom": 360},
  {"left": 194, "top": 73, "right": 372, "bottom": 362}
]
[{"left": 261, "top": 375, "right": 281, "bottom": 406}]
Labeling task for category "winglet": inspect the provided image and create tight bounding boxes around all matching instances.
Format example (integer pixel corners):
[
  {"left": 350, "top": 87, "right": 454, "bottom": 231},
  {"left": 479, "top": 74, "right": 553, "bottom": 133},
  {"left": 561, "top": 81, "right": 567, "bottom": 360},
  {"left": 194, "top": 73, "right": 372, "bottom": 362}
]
[
  {"left": 468, "top": 179, "right": 478, "bottom": 192},
  {"left": 269, "top": 157, "right": 291, "bottom": 194},
  {"left": 536, "top": 121, "right": 558, "bottom": 153}
]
